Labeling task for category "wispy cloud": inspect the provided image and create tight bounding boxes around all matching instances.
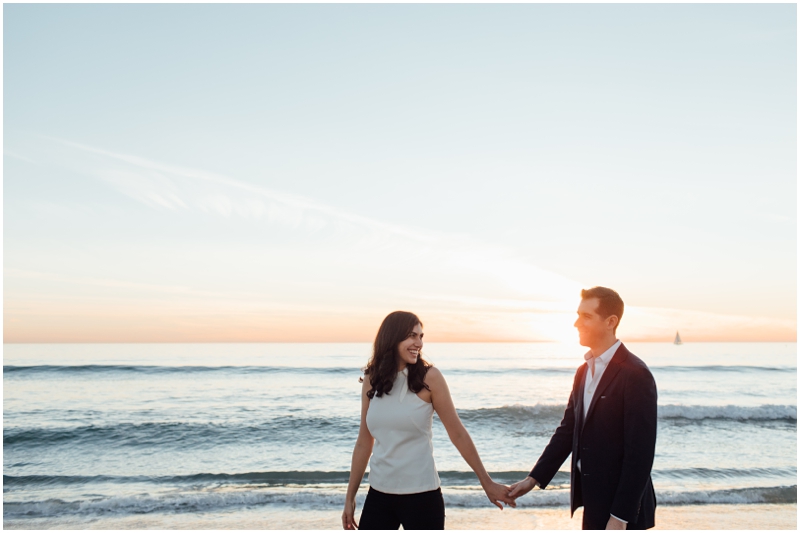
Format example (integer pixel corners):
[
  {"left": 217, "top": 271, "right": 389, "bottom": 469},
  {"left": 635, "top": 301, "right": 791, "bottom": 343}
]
[
  {"left": 4, "top": 150, "right": 37, "bottom": 164},
  {"left": 47, "top": 137, "right": 584, "bottom": 301},
  {"left": 50, "top": 137, "right": 440, "bottom": 243}
]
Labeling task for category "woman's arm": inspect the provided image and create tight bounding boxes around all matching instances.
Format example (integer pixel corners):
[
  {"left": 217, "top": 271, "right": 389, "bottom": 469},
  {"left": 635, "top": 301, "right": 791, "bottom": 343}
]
[
  {"left": 342, "top": 377, "right": 375, "bottom": 530},
  {"left": 427, "top": 367, "right": 514, "bottom": 510}
]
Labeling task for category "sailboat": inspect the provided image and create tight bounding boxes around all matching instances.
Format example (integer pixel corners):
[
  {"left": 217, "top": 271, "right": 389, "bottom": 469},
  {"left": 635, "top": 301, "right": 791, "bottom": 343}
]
[{"left": 674, "top": 331, "right": 682, "bottom": 345}]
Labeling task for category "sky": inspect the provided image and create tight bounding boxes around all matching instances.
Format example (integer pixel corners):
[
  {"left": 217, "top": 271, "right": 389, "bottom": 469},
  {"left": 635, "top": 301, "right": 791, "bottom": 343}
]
[{"left": 3, "top": 4, "right": 797, "bottom": 343}]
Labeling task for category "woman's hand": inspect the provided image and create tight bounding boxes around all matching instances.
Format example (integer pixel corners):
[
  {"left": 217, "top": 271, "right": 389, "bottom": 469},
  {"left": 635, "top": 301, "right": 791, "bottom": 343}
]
[
  {"left": 342, "top": 498, "right": 358, "bottom": 529},
  {"left": 482, "top": 479, "right": 516, "bottom": 510},
  {"left": 343, "top": 377, "right": 373, "bottom": 530}
]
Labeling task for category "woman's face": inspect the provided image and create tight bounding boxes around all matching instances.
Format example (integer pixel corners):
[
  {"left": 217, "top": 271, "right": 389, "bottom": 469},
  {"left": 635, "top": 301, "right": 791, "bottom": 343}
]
[{"left": 396, "top": 323, "right": 423, "bottom": 369}]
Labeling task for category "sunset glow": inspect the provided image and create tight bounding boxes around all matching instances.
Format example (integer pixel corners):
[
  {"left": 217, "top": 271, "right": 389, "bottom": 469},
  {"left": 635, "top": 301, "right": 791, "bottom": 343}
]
[{"left": 4, "top": 4, "right": 796, "bottom": 344}]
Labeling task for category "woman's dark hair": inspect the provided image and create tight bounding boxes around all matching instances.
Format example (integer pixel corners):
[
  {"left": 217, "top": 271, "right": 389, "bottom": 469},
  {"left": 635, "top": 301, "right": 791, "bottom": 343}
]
[{"left": 361, "top": 311, "right": 431, "bottom": 399}]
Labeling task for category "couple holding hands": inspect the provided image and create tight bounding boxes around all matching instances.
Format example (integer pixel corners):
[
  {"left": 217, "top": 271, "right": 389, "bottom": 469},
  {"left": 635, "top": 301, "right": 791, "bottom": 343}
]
[{"left": 342, "top": 287, "right": 658, "bottom": 530}]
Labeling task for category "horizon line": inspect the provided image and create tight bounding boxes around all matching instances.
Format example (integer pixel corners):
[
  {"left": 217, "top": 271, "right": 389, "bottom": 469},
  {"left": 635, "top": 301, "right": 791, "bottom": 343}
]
[{"left": 4, "top": 339, "right": 796, "bottom": 344}]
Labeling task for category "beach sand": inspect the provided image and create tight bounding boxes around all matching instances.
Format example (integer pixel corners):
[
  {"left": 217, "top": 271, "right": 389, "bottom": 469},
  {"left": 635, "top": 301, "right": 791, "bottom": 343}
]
[{"left": 5, "top": 504, "right": 795, "bottom": 530}]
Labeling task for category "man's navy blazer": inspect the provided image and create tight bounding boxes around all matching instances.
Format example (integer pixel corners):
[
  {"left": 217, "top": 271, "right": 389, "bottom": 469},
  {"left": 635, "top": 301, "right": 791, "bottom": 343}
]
[{"left": 530, "top": 343, "right": 658, "bottom": 529}]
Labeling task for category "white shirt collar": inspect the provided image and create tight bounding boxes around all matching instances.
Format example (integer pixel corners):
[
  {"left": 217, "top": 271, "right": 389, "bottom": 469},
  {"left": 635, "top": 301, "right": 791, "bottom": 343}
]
[{"left": 585, "top": 339, "right": 621, "bottom": 365}]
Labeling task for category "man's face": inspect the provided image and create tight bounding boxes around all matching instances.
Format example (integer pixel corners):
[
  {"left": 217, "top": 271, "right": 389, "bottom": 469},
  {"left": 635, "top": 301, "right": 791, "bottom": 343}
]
[{"left": 574, "top": 298, "right": 612, "bottom": 348}]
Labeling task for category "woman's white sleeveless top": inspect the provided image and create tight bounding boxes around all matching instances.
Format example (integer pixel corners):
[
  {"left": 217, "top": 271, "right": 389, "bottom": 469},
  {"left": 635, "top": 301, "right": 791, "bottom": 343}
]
[{"left": 366, "top": 368, "right": 440, "bottom": 494}]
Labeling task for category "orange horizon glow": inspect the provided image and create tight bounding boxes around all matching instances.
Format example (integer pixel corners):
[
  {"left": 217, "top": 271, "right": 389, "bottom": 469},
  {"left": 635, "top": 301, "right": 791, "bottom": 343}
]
[
  {"left": 4, "top": 338, "right": 797, "bottom": 343},
  {"left": 4, "top": 311, "right": 796, "bottom": 344}
]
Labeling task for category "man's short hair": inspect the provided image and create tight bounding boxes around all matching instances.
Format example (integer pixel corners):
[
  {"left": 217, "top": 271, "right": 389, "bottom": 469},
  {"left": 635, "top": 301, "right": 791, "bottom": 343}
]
[{"left": 581, "top": 286, "right": 624, "bottom": 332}]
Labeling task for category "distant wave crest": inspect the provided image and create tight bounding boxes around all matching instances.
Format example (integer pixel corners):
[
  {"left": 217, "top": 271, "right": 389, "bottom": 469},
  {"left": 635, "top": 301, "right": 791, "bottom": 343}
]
[
  {"left": 3, "top": 417, "right": 360, "bottom": 448},
  {"left": 5, "top": 404, "right": 794, "bottom": 450},
  {"left": 5, "top": 364, "right": 795, "bottom": 377},
  {"left": 3, "top": 365, "right": 357, "bottom": 375},
  {"left": 461, "top": 403, "right": 797, "bottom": 423},
  {"left": 657, "top": 404, "right": 796, "bottom": 421}
]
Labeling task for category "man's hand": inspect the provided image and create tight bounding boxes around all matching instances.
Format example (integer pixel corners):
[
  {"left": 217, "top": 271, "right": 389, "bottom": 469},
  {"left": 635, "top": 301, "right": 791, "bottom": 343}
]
[
  {"left": 482, "top": 480, "right": 516, "bottom": 510},
  {"left": 507, "top": 476, "right": 538, "bottom": 499},
  {"left": 606, "top": 516, "right": 627, "bottom": 530}
]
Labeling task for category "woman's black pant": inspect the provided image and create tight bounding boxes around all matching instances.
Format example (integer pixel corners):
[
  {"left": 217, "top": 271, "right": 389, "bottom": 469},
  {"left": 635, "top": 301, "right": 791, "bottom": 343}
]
[{"left": 359, "top": 486, "right": 445, "bottom": 530}]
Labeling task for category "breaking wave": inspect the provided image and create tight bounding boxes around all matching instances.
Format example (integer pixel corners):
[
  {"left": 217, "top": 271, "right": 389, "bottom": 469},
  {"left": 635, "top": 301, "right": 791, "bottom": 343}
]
[{"left": 3, "top": 484, "right": 795, "bottom": 518}]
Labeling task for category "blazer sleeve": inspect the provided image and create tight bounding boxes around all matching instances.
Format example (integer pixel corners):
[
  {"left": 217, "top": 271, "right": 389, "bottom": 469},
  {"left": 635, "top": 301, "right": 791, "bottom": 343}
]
[
  {"left": 610, "top": 365, "right": 658, "bottom": 522},
  {"left": 529, "top": 369, "right": 580, "bottom": 488}
]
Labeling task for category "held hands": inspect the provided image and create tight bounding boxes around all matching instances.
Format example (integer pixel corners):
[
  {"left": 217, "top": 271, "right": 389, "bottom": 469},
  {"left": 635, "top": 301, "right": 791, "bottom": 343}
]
[
  {"left": 482, "top": 479, "right": 517, "bottom": 510},
  {"left": 508, "top": 476, "right": 538, "bottom": 500},
  {"left": 484, "top": 475, "right": 541, "bottom": 510},
  {"left": 342, "top": 498, "right": 358, "bottom": 530}
]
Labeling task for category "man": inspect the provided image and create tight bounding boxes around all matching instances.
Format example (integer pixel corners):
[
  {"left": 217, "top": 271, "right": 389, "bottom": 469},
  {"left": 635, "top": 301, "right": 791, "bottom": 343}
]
[{"left": 508, "top": 287, "right": 657, "bottom": 530}]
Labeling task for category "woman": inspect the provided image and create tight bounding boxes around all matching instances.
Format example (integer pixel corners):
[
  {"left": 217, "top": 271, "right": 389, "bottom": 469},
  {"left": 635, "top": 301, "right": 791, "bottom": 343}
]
[{"left": 342, "top": 311, "right": 513, "bottom": 530}]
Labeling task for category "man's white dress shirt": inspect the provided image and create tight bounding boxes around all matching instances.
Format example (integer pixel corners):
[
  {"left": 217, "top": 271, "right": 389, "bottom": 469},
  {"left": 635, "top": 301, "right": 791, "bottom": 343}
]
[
  {"left": 578, "top": 339, "right": 626, "bottom": 524},
  {"left": 582, "top": 339, "right": 621, "bottom": 421}
]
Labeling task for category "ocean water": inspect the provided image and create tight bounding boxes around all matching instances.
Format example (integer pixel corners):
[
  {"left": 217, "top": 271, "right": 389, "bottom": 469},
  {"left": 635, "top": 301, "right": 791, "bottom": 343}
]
[{"left": 3, "top": 342, "right": 797, "bottom": 528}]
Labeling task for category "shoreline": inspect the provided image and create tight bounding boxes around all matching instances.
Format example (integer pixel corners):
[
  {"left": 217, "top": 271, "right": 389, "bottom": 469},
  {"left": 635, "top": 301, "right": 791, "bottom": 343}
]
[{"left": 5, "top": 503, "right": 796, "bottom": 530}]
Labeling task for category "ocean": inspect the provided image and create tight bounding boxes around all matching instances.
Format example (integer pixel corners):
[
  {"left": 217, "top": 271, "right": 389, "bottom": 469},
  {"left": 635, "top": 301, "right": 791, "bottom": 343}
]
[{"left": 3, "top": 342, "right": 797, "bottom": 529}]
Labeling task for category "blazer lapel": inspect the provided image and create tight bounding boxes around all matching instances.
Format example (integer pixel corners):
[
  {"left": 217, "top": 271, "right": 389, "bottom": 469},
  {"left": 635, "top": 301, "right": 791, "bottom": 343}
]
[
  {"left": 576, "top": 363, "right": 587, "bottom": 430},
  {"left": 583, "top": 343, "right": 629, "bottom": 426}
]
